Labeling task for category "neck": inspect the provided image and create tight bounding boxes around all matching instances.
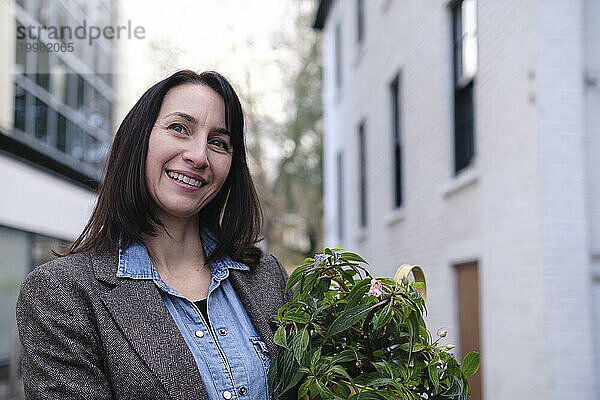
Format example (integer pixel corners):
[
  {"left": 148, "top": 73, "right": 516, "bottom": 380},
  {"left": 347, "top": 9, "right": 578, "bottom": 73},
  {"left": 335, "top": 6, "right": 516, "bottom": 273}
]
[{"left": 141, "top": 214, "right": 207, "bottom": 276}]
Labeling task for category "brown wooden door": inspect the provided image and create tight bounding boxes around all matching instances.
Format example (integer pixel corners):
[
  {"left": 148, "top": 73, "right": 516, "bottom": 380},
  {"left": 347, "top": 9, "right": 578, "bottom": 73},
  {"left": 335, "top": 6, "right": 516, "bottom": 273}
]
[{"left": 456, "top": 261, "right": 482, "bottom": 400}]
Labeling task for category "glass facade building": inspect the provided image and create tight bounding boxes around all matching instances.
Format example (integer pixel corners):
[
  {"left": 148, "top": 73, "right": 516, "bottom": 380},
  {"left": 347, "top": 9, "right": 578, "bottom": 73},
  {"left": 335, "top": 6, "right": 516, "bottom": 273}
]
[
  {"left": 11, "top": 0, "right": 116, "bottom": 182},
  {"left": 0, "top": 0, "right": 116, "bottom": 384}
]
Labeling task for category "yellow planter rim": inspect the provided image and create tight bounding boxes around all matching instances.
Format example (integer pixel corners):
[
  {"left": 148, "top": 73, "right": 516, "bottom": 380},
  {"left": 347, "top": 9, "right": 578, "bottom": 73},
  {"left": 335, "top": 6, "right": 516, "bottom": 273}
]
[{"left": 394, "top": 264, "right": 427, "bottom": 301}]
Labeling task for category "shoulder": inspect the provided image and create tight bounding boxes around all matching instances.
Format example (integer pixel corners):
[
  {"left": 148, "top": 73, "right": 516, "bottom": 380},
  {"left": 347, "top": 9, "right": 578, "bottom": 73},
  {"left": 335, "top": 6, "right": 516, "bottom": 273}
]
[
  {"left": 16, "top": 252, "right": 106, "bottom": 342},
  {"left": 253, "top": 251, "right": 291, "bottom": 301},
  {"left": 255, "top": 251, "right": 289, "bottom": 279},
  {"left": 22, "top": 252, "right": 95, "bottom": 290},
  {"left": 18, "top": 249, "right": 116, "bottom": 307}
]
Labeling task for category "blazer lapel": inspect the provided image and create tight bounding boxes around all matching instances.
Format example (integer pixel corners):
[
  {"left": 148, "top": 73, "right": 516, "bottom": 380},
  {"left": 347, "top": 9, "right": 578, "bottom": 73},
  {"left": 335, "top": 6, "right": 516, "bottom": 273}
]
[
  {"left": 93, "top": 251, "right": 206, "bottom": 400},
  {"left": 228, "top": 269, "right": 278, "bottom": 356}
]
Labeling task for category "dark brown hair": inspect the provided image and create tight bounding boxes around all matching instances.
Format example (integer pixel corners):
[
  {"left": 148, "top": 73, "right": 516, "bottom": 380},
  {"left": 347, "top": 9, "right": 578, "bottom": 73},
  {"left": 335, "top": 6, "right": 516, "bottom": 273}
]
[{"left": 58, "top": 70, "right": 263, "bottom": 266}]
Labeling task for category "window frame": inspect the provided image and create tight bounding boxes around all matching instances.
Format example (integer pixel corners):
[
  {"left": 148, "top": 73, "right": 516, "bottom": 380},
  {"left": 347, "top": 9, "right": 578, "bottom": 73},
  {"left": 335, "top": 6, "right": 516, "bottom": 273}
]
[
  {"left": 358, "top": 121, "right": 368, "bottom": 228},
  {"left": 390, "top": 72, "right": 403, "bottom": 209},
  {"left": 451, "top": 0, "right": 477, "bottom": 175},
  {"left": 356, "top": 0, "right": 365, "bottom": 44}
]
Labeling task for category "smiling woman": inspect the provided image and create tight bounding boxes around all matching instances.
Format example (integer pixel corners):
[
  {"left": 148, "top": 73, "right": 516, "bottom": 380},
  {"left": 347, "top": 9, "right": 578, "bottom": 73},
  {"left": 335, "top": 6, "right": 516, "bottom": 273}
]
[
  {"left": 15, "top": 70, "right": 294, "bottom": 400},
  {"left": 145, "top": 84, "right": 233, "bottom": 222}
]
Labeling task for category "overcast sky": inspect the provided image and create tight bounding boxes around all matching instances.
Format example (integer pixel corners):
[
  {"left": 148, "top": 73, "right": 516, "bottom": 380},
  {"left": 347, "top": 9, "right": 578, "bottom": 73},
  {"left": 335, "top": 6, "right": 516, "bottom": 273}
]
[{"left": 115, "top": 0, "right": 297, "bottom": 126}]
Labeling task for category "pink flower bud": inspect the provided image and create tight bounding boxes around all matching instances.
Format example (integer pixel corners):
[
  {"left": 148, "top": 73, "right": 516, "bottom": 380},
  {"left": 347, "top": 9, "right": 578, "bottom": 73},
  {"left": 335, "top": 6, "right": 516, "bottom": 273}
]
[{"left": 368, "top": 279, "right": 384, "bottom": 297}]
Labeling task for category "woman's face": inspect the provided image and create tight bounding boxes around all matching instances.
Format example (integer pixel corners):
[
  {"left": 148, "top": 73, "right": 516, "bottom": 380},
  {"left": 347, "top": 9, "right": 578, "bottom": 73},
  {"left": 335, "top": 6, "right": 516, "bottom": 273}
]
[{"left": 145, "top": 83, "right": 232, "bottom": 223}]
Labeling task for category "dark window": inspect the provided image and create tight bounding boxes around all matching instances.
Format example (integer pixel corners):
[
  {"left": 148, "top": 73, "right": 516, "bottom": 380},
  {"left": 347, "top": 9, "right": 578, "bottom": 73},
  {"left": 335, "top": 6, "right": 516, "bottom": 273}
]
[
  {"left": 390, "top": 73, "right": 403, "bottom": 208},
  {"left": 452, "top": 0, "right": 477, "bottom": 174},
  {"left": 336, "top": 152, "right": 344, "bottom": 240},
  {"left": 14, "top": 84, "right": 26, "bottom": 131},
  {"left": 85, "top": 133, "right": 108, "bottom": 168},
  {"left": 76, "top": 75, "right": 85, "bottom": 110},
  {"left": 358, "top": 121, "right": 367, "bottom": 228},
  {"left": 15, "top": 23, "right": 27, "bottom": 74},
  {"left": 36, "top": 40, "right": 50, "bottom": 91},
  {"left": 56, "top": 113, "right": 67, "bottom": 152},
  {"left": 69, "top": 123, "right": 84, "bottom": 160},
  {"left": 65, "top": 72, "right": 77, "bottom": 109},
  {"left": 34, "top": 98, "right": 48, "bottom": 142},
  {"left": 357, "top": 0, "right": 365, "bottom": 43},
  {"left": 335, "top": 23, "right": 342, "bottom": 89}
]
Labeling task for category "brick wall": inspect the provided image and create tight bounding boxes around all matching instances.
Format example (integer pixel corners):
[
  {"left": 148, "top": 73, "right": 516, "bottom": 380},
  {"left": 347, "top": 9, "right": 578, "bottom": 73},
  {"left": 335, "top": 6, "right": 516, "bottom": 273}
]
[{"left": 320, "top": 0, "right": 598, "bottom": 398}]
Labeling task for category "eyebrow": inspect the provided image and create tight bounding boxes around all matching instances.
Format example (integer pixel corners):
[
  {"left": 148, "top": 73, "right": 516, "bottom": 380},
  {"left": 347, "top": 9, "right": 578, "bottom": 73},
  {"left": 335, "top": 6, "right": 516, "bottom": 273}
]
[
  {"left": 165, "top": 112, "right": 231, "bottom": 136},
  {"left": 165, "top": 112, "right": 197, "bottom": 124}
]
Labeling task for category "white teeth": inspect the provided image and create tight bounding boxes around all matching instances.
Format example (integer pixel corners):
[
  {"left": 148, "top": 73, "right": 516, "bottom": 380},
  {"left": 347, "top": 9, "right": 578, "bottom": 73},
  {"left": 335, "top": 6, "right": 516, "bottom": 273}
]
[{"left": 167, "top": 171, "right": 204, "bottom": 188}]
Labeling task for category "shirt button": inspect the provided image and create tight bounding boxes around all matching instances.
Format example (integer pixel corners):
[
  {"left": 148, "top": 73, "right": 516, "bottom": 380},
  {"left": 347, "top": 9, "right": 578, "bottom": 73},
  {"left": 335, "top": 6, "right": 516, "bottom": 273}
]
[
  {"left": 194, "top": 330, "right": 204, "bottom": 338},
  {"left": 222, "top": 391, "right": 232, "bottom": 400},
  {"left": 218, "top": 328, "right": 227, "bottom": 336},
  {"left": 238, "top": 386, "right": 247, "bottom": 396}
]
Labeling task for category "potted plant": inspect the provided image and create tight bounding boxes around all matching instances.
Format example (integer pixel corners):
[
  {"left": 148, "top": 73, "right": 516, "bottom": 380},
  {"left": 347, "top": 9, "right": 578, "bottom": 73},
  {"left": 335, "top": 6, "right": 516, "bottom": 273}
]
[{"left": 268, "top": 248, "right": 480, "bottom": 399}]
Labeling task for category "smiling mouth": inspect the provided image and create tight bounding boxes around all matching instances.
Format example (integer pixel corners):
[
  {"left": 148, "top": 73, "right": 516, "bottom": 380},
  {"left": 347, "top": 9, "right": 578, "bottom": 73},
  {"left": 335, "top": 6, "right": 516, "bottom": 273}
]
[{"left": 166, "top": 170, "right": 207, "bottom": 188}]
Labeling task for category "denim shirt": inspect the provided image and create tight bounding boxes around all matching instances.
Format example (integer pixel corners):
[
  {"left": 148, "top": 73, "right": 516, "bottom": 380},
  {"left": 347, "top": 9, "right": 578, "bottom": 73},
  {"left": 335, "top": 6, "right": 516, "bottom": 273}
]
[{"left": 117, "top": 230, "right": 271, "bottom": 400}]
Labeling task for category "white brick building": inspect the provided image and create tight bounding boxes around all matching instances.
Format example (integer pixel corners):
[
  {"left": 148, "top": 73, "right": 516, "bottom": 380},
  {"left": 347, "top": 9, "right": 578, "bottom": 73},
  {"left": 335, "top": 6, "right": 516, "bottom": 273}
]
[{"left": 314, "top": 0, "right": 599, "bottom": 399}]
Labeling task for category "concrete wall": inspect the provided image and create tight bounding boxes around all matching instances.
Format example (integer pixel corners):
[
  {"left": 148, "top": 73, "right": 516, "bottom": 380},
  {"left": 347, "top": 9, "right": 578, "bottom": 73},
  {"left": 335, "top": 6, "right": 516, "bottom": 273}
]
[
  {"left": 584, "top": 0, "right": 600, "bottom": 396},
  {"left": 0, "top": 153, "right": 97, "bottom": 240},
  {"left": 477, "top": 1, "right": 548, "bottom": 398},
  {"left": 538, "top": 1, "right": 596, "bottom": 398}
]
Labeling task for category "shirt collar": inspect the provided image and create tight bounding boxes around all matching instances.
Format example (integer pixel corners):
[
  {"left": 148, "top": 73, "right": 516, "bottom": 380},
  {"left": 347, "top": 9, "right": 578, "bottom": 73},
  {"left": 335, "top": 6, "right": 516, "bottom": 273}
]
[{"left": 117, "top": 228, "right": 249, "bottom": 280}]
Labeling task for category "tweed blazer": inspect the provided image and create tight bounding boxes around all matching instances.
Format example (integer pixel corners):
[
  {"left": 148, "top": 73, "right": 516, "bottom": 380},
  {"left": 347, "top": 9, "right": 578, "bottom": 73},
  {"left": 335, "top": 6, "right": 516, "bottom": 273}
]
[{"left": 16, "top": 249, "right": 293, "bottom": 400}]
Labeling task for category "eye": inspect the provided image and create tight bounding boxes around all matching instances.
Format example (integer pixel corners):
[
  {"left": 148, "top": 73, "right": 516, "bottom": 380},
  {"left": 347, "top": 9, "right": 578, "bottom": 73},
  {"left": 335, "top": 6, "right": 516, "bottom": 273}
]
[
  {"left": 209, "top": 138, "right": 230, "bottom": 152},
  {"left": 168, "top": 123, "right": 188, "bottom": 135}
]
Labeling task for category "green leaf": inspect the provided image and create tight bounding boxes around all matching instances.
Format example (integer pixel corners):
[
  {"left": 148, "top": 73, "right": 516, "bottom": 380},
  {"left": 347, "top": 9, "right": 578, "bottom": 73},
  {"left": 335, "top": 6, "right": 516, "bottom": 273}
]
[
  {"left": 285, "top": 264, "right": 311, "bottom": 294},
  {"left": 344, "top": 279, "right": 372, "bottom": 310},
  {"left": 442, "top": 376, "right": 463, "bottom": 397},
  {"left": 339, "top": 251, "right": 368, "bottom": 264},
  {"left": 314, "top": 378, "right": 335, "bottom": 399},
  {"left": 267, "top": 351, "right": 277, "bottom": 391},
  {"left": 310, "top": 347, "right": 321, "bottom": 372},
  {"left": 331, "top": 349, "right": 357, "bottom": 363},
  {"left": 378, "top": 391, "right": 401, "bottom": 400},
  {"left": 274, "top": 326, "right": 288, "bottom": 349},
  {"left": 314, "top": 253, "right": 330, "bottom": 267},
  {"left": 298, "top": 366, "right": 311, "bottom": 374},
  {"left": 350, "top": 392, "right": 383, "bottom": 400},
  {"left": 298, "top": 379, "right": 311, "bottom": 400},
  {"left": 275, "top": 349, "right": 301, "bottom": 394},
  {"left": 330, "top": 365, "right": 352, "bottom": 380},
  {"left": 412, "top": 342, "right": 425, "bottom": 352},
  {"left": 293, "top": 327, "right": 310, "bottom": 364},
  {"left": 286, "top": 312, "right": 310, "bottom": 324},
  {"left": 283, "top": 369, "right": 305, "bottom": 395},
  {"left": 461, "top": 351, "right": 480, "bottom": 377},
  {"left": 375, "top": 301, "right": 393, "bottom": 330},
  {"left": 326, "top": 305, "right": 372, "bottom": 338},
  {"left": 367, "top": 377, "right": 396, "bottom": 388},
  {"left": 428, "top": 363, "right": 439, "bottom": 393}
]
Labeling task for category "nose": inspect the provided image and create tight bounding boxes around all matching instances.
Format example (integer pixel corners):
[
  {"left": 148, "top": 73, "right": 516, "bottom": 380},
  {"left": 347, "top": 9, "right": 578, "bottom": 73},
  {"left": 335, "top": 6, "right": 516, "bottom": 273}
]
[{"left": 182, "top": 140, "right": 209, "bottom": 169}]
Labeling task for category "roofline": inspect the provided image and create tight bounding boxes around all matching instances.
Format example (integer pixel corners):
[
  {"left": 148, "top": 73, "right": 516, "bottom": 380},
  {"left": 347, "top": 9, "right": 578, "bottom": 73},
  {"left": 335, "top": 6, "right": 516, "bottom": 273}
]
[{"left": 312, "top": 0, "right": 333, "bottom": 30}]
